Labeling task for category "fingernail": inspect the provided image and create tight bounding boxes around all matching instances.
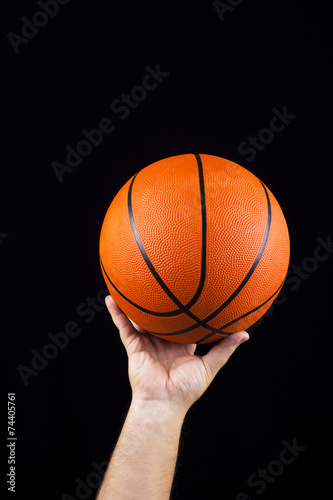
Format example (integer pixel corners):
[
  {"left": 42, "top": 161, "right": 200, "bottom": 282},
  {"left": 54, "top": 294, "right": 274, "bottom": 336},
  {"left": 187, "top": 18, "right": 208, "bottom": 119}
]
[{"left": 239, "top": 334, "right": 250, "bottom": 345}]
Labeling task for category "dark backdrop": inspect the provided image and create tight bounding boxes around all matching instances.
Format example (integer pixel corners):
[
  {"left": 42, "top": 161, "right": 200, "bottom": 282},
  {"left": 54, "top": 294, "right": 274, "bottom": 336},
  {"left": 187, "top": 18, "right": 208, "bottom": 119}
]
[{"left": 3, "top": 1, "right": 332, "bottom": 499}]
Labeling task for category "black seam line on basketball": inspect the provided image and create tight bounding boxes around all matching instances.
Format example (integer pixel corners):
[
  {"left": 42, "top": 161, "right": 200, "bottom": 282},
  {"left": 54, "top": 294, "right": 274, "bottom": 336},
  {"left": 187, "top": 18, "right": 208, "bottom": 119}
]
[
  {"left": 156, "top": 278, "right": 283, "bottom": 339},
  {"left": 99, "top": 255, "right": 182, "bottom": 317},
  {"left": 127, "top": 156, "right": 207, "bottom": 313},
  {"left": 198, "top": 180, "right": 272, "bottom": 323},
  {"left": 126, "top": 157, "right": 211, "bottom": 327},
  {"left": 150, "top": 181, "right": 272, "bottom": 337},
  {"left": 184, "top": 153, "right": 207, "bottom": 309},
  {"left": 195, "top": 281, "right": 284, "bottom": 344}
]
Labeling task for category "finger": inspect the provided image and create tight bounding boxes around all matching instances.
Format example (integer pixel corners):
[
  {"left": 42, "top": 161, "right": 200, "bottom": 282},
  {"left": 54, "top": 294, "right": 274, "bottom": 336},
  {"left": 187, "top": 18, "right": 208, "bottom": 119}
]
[
  {"left": 105, "top": 295, "right": 138, "bottom": 348},
  {"left": 202, "top": 331, "right": 249, "bottom": 381}
]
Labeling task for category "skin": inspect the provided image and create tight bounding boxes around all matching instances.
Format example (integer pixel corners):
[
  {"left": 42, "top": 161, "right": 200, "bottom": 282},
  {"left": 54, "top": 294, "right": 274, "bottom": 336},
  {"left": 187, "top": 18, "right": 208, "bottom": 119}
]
[{"left": 97, "top": 295, "right": 249, "bottom": 500}]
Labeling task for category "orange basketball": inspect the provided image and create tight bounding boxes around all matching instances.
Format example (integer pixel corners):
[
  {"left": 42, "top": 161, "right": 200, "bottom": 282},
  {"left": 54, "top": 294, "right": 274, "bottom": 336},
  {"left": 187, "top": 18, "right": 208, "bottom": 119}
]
[{"left": 99, "top": 154, "right": 290, "bottom": 344}]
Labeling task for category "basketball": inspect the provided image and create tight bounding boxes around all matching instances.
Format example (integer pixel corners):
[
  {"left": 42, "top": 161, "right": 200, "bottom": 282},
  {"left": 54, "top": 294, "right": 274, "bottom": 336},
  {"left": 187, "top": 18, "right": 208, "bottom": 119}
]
[{"left": 99, "top": 154, "right": 290, "bottom": 344}]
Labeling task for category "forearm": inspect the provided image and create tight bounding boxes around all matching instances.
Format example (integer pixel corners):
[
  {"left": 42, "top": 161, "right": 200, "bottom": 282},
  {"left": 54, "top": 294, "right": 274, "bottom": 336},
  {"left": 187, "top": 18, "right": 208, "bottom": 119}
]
[{"left": 97, "top": 399, "right": 187, "bottom": 500}]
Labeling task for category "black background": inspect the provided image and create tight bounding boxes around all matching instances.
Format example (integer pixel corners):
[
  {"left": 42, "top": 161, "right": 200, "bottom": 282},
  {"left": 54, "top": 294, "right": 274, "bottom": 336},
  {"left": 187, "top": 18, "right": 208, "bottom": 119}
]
[{"left": 3, "top": 1, "right": 333, "bottom": 499}]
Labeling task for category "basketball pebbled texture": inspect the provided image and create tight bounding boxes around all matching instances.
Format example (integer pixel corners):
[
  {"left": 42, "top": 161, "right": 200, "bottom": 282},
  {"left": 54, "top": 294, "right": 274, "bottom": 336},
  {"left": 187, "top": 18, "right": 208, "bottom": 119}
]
[{"left": 99, "top": 154, "right": 290, "bottom": 344}]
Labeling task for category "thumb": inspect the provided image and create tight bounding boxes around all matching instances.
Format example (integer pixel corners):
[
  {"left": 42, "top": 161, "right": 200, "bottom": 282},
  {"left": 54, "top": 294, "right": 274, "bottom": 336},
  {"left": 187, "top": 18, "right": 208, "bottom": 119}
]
[{"left": 202, "top": 331, "right": 249, "bottom": 381}]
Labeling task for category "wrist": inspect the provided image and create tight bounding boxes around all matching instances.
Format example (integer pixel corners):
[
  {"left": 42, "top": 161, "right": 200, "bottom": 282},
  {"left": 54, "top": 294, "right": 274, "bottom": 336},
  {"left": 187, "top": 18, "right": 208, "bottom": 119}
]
[{"left": 128, "top": 397, "right": 187, "bottom": 433}]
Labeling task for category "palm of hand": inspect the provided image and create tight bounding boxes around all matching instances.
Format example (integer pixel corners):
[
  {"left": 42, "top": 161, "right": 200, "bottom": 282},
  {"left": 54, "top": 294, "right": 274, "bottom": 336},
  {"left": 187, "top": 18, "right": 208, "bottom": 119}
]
[{"left": 125, "top": 327, "right": 211, "bottom": 408}]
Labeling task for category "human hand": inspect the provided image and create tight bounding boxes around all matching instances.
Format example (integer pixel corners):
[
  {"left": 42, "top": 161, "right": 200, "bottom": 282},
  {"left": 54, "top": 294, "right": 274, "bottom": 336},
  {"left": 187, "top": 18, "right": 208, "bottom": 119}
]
[{"left": 106, "top": 295, "right": 249, "bottom": 414}]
